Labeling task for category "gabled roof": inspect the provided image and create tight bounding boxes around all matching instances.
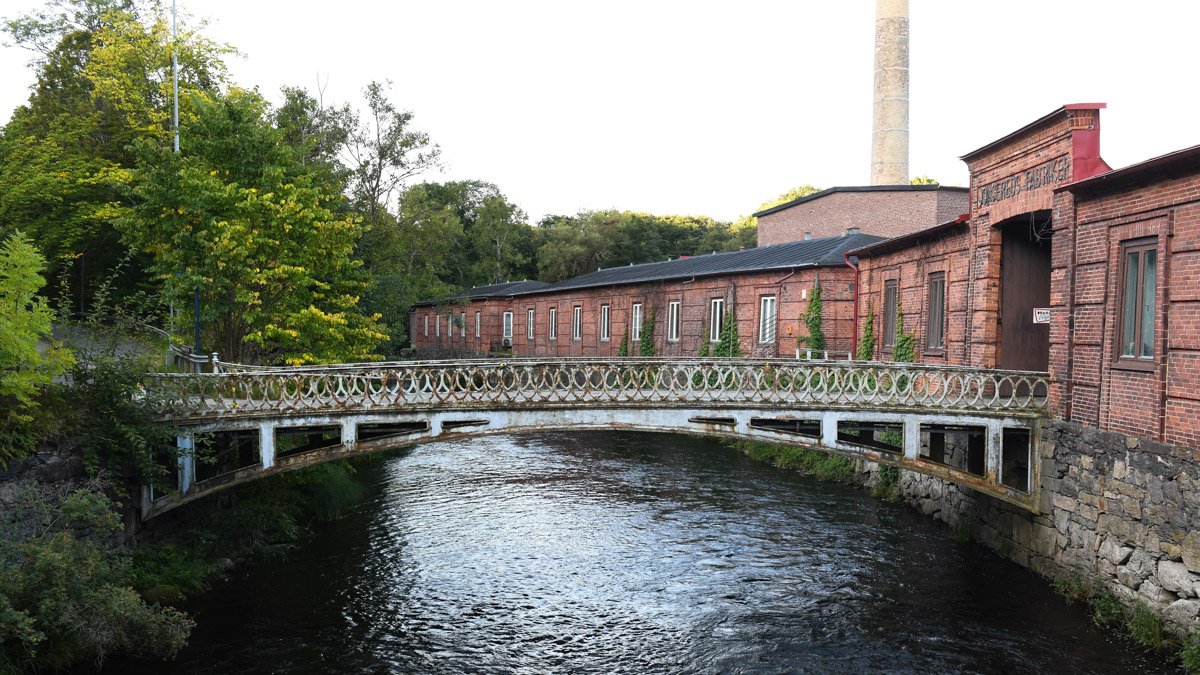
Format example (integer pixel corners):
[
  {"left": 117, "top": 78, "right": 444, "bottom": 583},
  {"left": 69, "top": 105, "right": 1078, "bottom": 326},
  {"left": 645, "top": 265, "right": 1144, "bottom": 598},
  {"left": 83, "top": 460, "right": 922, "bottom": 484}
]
[
  {"left": 751, "top": 184, "right": 966, "bottom": 218},
  {"left": 516, "top": 232, "right": 884, "bottom": 296},
  {"left": 412, "top": 280, "right": 549, "bottom": 307},
  {"left": 1057, "top": 143, "right": 1200, "bottom": 196},
  {"left": 959, "top": 103, "right": 1106, "bottom": 161}
]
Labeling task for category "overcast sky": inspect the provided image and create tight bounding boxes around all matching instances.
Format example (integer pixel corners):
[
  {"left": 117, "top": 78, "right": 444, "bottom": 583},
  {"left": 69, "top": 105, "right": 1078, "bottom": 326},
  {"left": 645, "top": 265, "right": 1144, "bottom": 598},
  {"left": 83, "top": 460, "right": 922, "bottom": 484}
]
[{"left": 1, "top": 1, "right": 1197, "bottom": 222}]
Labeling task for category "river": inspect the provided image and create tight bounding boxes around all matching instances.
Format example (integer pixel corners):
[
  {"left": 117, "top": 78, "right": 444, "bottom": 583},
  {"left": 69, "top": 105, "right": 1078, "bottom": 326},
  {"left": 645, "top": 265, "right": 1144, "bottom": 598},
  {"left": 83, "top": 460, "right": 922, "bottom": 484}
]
[{"left": 113, "top": 432, "right": 1168, "bottom": 673}]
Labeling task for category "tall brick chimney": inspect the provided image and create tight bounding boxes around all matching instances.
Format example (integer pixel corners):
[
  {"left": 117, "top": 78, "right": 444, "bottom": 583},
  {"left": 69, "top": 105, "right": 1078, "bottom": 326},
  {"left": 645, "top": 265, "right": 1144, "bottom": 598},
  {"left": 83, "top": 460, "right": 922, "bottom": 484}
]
[{"left": 870, "top": 0, "right": 909, "bottom": 185}]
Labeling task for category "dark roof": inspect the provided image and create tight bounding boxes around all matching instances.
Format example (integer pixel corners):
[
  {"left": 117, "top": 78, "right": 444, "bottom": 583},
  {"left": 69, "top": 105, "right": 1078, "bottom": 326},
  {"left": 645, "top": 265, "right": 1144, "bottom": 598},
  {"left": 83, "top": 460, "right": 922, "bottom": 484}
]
[
  {"left": 751, "top": 184, "right": 967, "bottom": 218},
  {"left": 412, "top": 280, "right": 549, "bottom": 307},
  {"left": 848, "top": 214, "right": 970, "bottom": 257},
  {"left": 514, "top": 233, "right": 884, "bottom": 296},
  {"left": 1057, "top": 143, "right": 1200, "bottom": 196},
  {"left": 959, "top": 103, "right": 1106, "bottom": 161}
]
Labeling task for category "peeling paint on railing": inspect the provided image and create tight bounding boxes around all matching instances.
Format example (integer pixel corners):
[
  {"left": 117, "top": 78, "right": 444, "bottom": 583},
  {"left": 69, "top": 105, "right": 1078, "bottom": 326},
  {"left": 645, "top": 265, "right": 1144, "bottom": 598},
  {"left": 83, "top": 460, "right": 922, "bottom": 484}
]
[{"left": 145, "top": 358, "right": 1050, "bottom": 422}]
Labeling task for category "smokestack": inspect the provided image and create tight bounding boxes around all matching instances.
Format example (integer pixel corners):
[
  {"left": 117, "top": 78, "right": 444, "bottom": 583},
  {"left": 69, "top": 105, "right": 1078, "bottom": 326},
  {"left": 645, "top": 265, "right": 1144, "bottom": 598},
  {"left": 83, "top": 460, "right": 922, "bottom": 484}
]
[{"left": 870, "top": 0, "right": 909, "bottom": 185}]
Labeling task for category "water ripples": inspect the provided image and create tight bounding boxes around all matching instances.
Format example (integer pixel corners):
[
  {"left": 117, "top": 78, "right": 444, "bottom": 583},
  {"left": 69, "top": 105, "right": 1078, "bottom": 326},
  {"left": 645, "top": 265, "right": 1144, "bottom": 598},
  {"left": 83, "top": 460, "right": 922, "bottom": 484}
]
[{"left": 103, "top": 432, "right": 1170, "bottom": 674}]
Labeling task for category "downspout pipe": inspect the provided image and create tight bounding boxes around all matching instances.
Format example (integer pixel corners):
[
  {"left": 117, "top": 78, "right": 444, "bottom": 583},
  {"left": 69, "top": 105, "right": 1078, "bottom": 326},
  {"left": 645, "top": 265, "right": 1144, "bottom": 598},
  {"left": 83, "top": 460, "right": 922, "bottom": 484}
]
[{"left": 845, "top": 252, "right": 861, "bottom": 359}]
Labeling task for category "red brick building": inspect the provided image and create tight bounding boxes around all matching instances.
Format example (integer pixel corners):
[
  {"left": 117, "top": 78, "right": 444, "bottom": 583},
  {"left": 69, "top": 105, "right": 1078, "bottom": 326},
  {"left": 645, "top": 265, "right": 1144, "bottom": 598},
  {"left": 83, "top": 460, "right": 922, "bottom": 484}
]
[
  {"left": 754, "top": 185, "right": 968, "bottom": 246},
  {"left": 851, "top": 103, "right": 1200, "bottom": 446},
  {"left": 410, "top": 233, "right": 882, "bottom": 358}
]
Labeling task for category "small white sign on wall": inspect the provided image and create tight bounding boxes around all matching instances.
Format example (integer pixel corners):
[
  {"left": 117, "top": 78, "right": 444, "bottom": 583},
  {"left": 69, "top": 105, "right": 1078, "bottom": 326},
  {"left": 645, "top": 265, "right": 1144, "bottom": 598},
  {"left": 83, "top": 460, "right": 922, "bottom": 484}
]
[{"left": 1032, "top": 308, "right": 1052, "bottom": 324}]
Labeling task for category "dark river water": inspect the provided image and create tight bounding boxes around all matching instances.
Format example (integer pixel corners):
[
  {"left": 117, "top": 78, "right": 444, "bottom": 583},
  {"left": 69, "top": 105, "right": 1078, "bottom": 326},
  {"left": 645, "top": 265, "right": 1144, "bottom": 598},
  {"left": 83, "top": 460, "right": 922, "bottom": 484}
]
[{"left": 114, "top": 432, "right": 1169, "bottom": 673}]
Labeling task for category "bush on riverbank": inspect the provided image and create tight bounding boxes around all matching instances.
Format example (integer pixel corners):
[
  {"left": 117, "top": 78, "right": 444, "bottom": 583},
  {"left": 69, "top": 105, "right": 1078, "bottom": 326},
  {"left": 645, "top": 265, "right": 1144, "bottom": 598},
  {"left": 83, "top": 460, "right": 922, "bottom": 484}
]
[
  {"left": 0, "top": 478, "right": 193, "bottom": 672},
  {"left": 728, "top": 439, "right": 855, "bottom": 483}
]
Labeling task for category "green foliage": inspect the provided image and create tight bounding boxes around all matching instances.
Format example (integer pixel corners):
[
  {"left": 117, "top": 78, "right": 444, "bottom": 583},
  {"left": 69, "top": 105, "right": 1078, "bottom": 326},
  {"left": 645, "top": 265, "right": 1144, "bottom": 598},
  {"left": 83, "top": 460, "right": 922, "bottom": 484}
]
[
  {"left": 857, "top": 304, "right": 876, "bottom": 360},
  {"left": 872, "top": 464, "right": 901, "bottom": 502},
  {"left": 910, "top": 176, "right": 939, "bottom": 185},
  {"left": 756, "top": 184, "right": 822, "bottom": 211},
  {"left": 1180, "top": 631, "right": 1200, "bottom": 673},
  {"left": 617, "top": 330, "right": 629, "bottom": 357},
  {"left": 799, "top": 281, "right": 825, "bottom": 353},
  {"left": 639, "top": 308, "right": 656, "bottom": 356},
  {"left": 698, "top": 340, "right": 711, "bottom": 358},
  {"left": 1051, "top": 574, "right": 1094, "bottom": 604},
  {"left": 892, "top": 299, "right": 917, "bottom": 364},
  {"left": 0, "top": 3, "right": 230, "bottom": 312},
  {"left": 0, "top": 480, "right": 193, "bottom": 671},
  {"left": 534, "top": 210, "right": 751, "bottom": 284},
  {"left": 714, "top": 309, "right": 741, "bottom": 357},
  {"left": 731, "top": 440, "right": 855, "bottom": 483},
  {"left": 1126, "top": 602, "right": 1164, "bottom": 650},
  {"left": 283, "top": 461, "right": 364, "bottom": 521},
  {"left": 953, "top": 515, "right": 973, "bottom": 543},
  {"left": 1089, "top": 589, "right": 1124, "bottom": 627},
  {"left": 125, "top": 88, "right": 387, "bottom": 364},
  {"left": 51, "top": 353, "right": 175, "bottom": 496},
  {"left": 0, "top": 231, "right": 73, "bottom": 466},
  {"left": 345, "top": 81, "right": 441, "bottom": 224}
]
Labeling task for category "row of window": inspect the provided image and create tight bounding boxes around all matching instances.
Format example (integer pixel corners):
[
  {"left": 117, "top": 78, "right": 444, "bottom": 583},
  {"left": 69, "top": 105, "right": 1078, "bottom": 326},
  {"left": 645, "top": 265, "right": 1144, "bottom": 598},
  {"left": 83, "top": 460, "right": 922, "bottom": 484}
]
[
  {"left": 426, "top": 297, "right": 782, "bottom": 344},
  {"left": 882, "top": 272, "right": 946, "bottom": 353},
  {"left": 424, "top": 311, "right": 483, "bottom": 338}
]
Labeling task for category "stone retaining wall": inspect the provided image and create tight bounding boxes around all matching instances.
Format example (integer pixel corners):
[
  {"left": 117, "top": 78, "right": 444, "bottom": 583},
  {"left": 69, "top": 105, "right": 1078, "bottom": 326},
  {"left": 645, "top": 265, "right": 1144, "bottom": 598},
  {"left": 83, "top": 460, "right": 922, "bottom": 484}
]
[{"left": 871, "top": 419, "right": 1200, "bottom": 634}]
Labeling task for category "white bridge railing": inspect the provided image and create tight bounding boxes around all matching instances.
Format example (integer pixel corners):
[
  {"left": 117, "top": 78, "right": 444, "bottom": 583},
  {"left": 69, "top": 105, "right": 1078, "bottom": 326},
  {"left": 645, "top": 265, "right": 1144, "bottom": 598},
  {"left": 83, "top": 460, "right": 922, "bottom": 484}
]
[{"left": 145, "top": 358, "right": 1050, "bottom": 422}]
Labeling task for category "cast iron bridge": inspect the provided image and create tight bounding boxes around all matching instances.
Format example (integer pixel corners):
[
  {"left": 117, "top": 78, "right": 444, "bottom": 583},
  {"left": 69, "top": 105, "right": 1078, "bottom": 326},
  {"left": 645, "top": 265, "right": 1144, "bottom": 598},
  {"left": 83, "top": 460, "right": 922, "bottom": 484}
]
[{"left": 140, "top": 358, "right": 1051, "bottom": 518}]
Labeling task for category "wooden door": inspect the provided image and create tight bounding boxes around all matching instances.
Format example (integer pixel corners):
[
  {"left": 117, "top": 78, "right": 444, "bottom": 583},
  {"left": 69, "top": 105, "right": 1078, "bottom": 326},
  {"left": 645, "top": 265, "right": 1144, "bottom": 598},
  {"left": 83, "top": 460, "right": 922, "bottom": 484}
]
[{"left": 999, "top": 221, "right": 1051, "bottom": 371}]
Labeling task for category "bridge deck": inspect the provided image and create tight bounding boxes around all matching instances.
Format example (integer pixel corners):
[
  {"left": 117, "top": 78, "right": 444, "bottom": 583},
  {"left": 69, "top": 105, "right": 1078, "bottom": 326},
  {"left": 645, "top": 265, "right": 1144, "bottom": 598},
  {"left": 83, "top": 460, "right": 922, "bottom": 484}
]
[{"left": 141, "top": 358, "right": 1051, "bottom": 518}]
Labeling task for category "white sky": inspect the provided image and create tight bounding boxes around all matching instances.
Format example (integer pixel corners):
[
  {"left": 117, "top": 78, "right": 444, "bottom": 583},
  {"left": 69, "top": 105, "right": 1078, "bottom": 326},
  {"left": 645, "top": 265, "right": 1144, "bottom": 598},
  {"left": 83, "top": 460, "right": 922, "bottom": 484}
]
[{"left": 1, "top": 1, "right": 1197, "bottom": 223}]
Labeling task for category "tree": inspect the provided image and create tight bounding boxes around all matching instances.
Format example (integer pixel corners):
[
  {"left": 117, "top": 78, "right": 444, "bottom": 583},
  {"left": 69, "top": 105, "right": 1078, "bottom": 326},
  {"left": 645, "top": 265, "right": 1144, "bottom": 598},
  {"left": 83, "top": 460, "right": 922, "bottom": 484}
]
[
  {"left": 358, "top": 183, "right": 463, "bottom": 352},
  {"left": 799, "top": 281, "right": 826, "bottom": 354},
  {"left": 0, "top": 2, "right": 230, "bottom": 313},
  {"left": 0, "top": 231, "right": 73, "bottom": 466},
  {"left": 757, "top": 184, "right": 822, "bottom": 211},
  {"left": 470, "top": 195, "right": 529, "bottom": 285},
  {"left": 910, "top": 176, "right": 939, "bottom": 185},
  {"left": 273, "top": 84, "right": 353, "bottom": 192},
  {"left": 125, "top": 88, "right": 386, "bottom": 364},
  {"left": 343, "top": 81, "right": 440, "bottom": 224}
]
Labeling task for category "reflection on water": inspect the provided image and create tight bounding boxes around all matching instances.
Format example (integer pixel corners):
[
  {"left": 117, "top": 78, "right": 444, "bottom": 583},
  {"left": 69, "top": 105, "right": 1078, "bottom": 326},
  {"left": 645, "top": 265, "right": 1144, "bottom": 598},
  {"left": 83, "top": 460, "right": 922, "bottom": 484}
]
[{"left": 108, "top": 432, "right": 1167, "bottom": 673}]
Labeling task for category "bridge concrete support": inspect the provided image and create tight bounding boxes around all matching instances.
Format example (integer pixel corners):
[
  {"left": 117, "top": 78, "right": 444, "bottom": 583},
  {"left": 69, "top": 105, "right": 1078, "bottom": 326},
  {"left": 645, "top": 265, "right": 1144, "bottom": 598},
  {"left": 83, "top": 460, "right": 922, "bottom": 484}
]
[
  {"left": 903, "top": 419, "right": 920, "bottom": 461},
  {"left": 177, "top": 432, "right": 195, "bottom": 494},
  {"left": 985, "top": 420, "right": 1003, "bottom": 483},
  {"left": 340, "top": 418, "right": 357, "bottom": 447},
  {"left": 259, "top": 422, "right": 277, "bottom": 470}
]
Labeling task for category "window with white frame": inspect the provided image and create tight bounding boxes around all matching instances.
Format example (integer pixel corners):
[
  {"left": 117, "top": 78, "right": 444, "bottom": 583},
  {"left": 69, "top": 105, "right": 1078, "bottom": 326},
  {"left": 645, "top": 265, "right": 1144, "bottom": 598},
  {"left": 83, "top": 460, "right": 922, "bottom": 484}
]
[
  {"left": 435, "top": 313, "right": 441, "bottom": 337},
  {"left": 527, "top": 308, "right": 535, "bottom": 340},
  {"left": 668, "top": 301, "right": 681, "bottom": 342},
  {"left": 549, "top": 307, "right": 558, "bottom": 340},
  {"left": 460, "top": 312, "right": 466, "bottom": 340},
  {"left": 424, "top": 314, "right": 429, "bottom": 337},
  {"left": 448, "top": 312, "right": 454, "bottom": 337},
  {"left": 631, "top": 303, "right": 642, "bottom": 342},
  {"left": 599, "top": 304, "right": 610, "bottom": 341},
  {"left": 709, "top": 298, "right": 725, "bottom": 342},
  {"left": 572, "top": 306, "right": 582, "bottom": 340},
  {"left": 759, "top": 295, "right": 777, "bottom": 343},
  {"left": 502, "top": 311, "right": 513, "bottom": 339},
  {"left": 475, "top": 311, "right": 481, "bottom": 338}
]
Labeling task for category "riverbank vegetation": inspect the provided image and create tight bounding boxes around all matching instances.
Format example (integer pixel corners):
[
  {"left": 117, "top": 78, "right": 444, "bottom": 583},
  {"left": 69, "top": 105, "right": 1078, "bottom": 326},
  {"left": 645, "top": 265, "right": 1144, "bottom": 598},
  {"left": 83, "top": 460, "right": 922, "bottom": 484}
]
[
  {"left": 728, "top": 439, "right": 856, "bottom": 483},
  {"left": 1051, "top": 573, "right": 1200, "bottom": 672}
]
